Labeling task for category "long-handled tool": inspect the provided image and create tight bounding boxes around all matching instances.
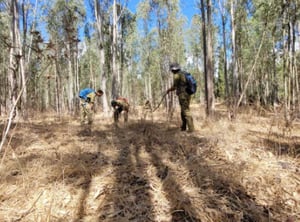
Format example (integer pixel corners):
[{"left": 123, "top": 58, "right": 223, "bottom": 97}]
[{"left": 152, "top": 92, "right": 168, "bottom": 112}]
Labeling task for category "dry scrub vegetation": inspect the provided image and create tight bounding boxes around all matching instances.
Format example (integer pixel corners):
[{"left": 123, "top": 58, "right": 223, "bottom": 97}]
[{"left": 0, "top": 104, "right": 299, "bottom": 222}]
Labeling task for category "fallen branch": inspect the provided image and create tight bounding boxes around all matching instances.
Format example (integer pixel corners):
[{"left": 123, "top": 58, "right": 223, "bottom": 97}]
[
  {"left": 0, "top": 83, "right": 26, "bottom": 153},
  {"left": 152, "top": 92, "right": 168, "bottom": 113},
  {"left": 0, "top": 62, "right": 52, "bottom": 153}
]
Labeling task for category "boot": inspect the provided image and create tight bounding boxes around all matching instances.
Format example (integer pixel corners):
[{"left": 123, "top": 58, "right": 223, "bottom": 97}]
[
  {"left": 181, "top": 126, "right": 186, "bottom": 131},
  {"left": 186, "top": 116, "right": 195, "bottom": 132}
]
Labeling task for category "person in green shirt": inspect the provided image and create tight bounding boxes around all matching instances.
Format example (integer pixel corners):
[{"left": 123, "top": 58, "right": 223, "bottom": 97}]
[{"left": 166, "top": 63, "right": 195, "bottom": 132}]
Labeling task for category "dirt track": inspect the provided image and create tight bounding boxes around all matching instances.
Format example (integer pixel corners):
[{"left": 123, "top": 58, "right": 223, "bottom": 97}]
[{"left": 0, "top": 107, "right": 299, "bottom": 222}]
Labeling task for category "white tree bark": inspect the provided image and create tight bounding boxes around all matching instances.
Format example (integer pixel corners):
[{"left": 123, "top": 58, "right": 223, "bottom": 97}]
[{"left": 94, "top": 0, "right": 109, "bottom": 113}]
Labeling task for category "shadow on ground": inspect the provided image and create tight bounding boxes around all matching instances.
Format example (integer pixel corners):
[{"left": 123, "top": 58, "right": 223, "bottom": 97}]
[
  {"left": 249, "top": 129, "right": 300, "bottom": 158},
  {"left": 1, "top": 120, "right": 291, "bottom": 221}
]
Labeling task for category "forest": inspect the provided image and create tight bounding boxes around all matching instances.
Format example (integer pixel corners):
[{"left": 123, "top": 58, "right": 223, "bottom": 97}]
[{"left": 0, "top": 0, "right": 299, "bottom": 221}]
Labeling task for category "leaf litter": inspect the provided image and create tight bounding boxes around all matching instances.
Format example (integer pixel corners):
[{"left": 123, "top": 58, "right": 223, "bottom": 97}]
[{"left": 0, "top": 104, "right": 299, "bottom": 222}]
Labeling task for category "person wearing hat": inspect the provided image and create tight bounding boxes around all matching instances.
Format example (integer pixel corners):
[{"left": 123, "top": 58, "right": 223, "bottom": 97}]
[
  {"left": 111, "top": 97, "right": 130, "bottom": 123},
  {"left": 166, "top": 62, "right": 195, "bottom": 132}
]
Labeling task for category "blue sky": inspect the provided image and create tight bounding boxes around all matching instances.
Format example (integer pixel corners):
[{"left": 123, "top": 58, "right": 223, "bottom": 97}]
[
  {"left": 127, "top": 0, "right": 199, "bottom": 27},
  {"left": 73, "top": 0, "right": 200, "bottom": 41}
]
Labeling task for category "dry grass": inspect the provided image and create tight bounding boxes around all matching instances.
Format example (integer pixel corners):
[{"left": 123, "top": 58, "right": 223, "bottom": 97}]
[{"left": 0, "top": 104, "right": 299, "bottom": 222}]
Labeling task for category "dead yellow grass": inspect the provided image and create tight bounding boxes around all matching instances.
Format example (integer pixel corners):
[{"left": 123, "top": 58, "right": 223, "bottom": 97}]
[{"left": 0, "top": 104, "right": 299, "bottom": 222}]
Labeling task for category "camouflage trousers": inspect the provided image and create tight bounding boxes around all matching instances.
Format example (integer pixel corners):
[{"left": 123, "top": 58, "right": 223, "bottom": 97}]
[
  {"left": 80, "top": 100, "right": 94, "bottom": 125},
  {"left": 178, "top": 92, "right": 194, "bottom": 132}
]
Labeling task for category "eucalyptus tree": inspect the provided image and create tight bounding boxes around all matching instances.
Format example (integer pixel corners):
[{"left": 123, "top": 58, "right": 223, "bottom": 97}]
[
  {"left": 89, "top": 0, "right": 137, "bottom": 113},
  {"left": 227, "top": 0, "right": 299, "bottom": 120},
  {"left": 123, "top": 36, "right": 139, "bottom": 102},
  {"left": 230, "top": 0, "right": 238, "bottom": 105},
  {"left": 0, "top": 0, "right": 19, "bottom": 151},
  {"left": 214, "top": 47, "right": 226, "bottom": 99},
  {"left": 242, "top": 1, "right": 280, "bottom": 108},
  {"left": 0, "top": 0, "right": 42, "bottom": 151},
  {"left": 111, "top": 0, "right": 119, "bottom": 98},
  {"left": 186, "top": 15, "right": 203, "bottom": 102},
  {"left": 254, "top": 0, "right": 300, "bottom": 121},
  {"left": 4, "top": 0, "right": 24, "bottom": 118},
  {"left": 139, "top": 0, "right": 185, "bottom": 111},
  {"left": 206, "top": 0, "right": 214, "bottom": 116},
  {"left": 92, "top": 0, "right": 111, "bottom": 113},
  {"left": 280, "top": 0, "right": 300, "bottom": 122},
  {"left": 103, "top": 0, "right": 129, "bottom": 99},
  {"left": 137, "top": 0, "right": 159, "bottom": 103},
  {"left": 78, "top": 38, "right": 101, "bottom": 95},
  {"left": 218, "top": 0, "right": 229, "bottom": 102},
  {"left": 0, "top": 0, "right": 40, "bottom": 118},
  {"left": 136, "top": 28, "right": 160, "bottom": 104},
  {"left": 226, "top": 0, "right": 266, "bottom": 114},
  {"left": 119, "top": 8, "right": 137, "bottom": 99},
  {"left": 155, "top": 0, "right": 185, "bottom": 79},
  {"left": 46, "top": 0, "right": 85, "bottom": 114},
  {"left": 0, "top": 1, "right": 10, "bottom": 115},
  {"left": 199, "top": 0, "right": 214, "bottom": 117}
]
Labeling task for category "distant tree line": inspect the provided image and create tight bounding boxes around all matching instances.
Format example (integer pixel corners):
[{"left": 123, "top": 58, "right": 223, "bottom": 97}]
[{"left": 0, "top": 0, "right": 299, "bottom": 122}]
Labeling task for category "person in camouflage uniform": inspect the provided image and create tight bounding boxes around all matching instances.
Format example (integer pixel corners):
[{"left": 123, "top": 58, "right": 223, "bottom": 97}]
[
  {"left": 142, "top": 100, "right": 153, "bottom": 121},
  {"left": 166, "top": 63, "right": 195, "bottom": 132},
  {"left": 111, "top": 97, "right": 130, "bottom": 123},
  {"left": 79, "top": 88, "right": 103, "bottom": 125}
]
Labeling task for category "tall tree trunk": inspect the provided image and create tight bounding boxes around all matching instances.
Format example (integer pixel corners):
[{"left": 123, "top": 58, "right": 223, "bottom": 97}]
[
  {"left": 231, "top": 0, "right": 239, "bottom": 106},
  {"left": 24, "top": 0, "right": 38, "bottom": 114},
  {"left": 147, "top": 70, "right": 152, "bottom": 102},
  {"left": 67, "top": 43, "right": 74, "bottom": 113},
  {"left": 8, "top": 0, "right": 20, "bottom": 119},
  {"left": 296, "top": 20, "right": 300, "bottom": 114},
  {"left": 290, "top": 5, "right": 297, "bottom": 114},
  {"left": 218, "top": 0, "right": 229, "bottom": 102},
  {"left": 54, "top": 42, "right": 62, "bottom": 115},
  {"left": 18, "top": 0, "right": 27, "bottom": 119},
  {"left": 94, "top": 0, "right": 109, "bottom": 113},
  {"left": 200, "top": 0, "right": 210, "bottom": 116},
  {"left": 282, "top": 0, "right": 290, "bottom": 122},
  {"left": 75, "top": 40, "right": 80, "bottom": 114},
  {"left": 111, "top": 0, "right": 119, "bottom": 98},
  {"left": 206, "top": 0, "right": 214, "bottom": 116},
  {"left": 272, "top": 37, "right": 279, "bottom": 108}
]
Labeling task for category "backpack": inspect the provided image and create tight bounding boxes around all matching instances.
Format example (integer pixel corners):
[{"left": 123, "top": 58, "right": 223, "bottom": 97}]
[
  {"left": 79, "top": 88, "right": 94, "bottom": 100},
  {"left": 184, "top": 72, "right": 197, "bottom": 95},
  {"left": 117, "top": 97, "right": 129, "bottom": 105}
]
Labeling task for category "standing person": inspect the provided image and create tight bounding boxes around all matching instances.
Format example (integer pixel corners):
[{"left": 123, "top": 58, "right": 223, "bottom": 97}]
[
  {"left": 79, "top": 88, "right": 103, "bottom": 125},
  {"left": 111, "top": 97, "right": 130, "bottom": 123},
  {"left": 166, "top": 62, "right": 195, "bottom": 132}
]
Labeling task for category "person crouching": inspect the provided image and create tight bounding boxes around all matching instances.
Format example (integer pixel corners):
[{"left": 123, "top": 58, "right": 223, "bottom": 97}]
[{"left": 111, "top": 97, "right": 129, "bottom": 123}]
